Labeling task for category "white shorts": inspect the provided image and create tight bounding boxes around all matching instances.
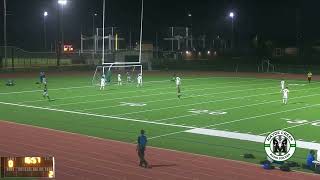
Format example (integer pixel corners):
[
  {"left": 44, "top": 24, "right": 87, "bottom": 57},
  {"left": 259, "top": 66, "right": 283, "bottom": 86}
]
[
  {"left": 283, "top": 96, "right": 288, "bottom": 99},
  {"left": 101, "top": 83, "right": 105, "bottom": 87},
  {"left": 43, "top": 92, "right": 48, "bottom": 96},
  {"left": 118, "top": 78, "right": 121, "bottom": 82}
]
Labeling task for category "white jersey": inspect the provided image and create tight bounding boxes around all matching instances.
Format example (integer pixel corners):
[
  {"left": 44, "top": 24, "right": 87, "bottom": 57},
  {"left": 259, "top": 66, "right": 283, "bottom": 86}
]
[
  {"left": 137, "top": 75, "right": 142, "bottom": 84},
  {"left": 176, "top": 77, "right": 181, "bottom": 86},
  {"left": 100, "top": 78, "right": 106, "bottom": 86},
  {"left": 282, "top": 88, "right": 289, "bottom": 98},
  {"left": 118, "top": 74, "right": 121, "bottom": 81},
  {"left": 280, "top": 80, "right": 285, "bottom": 89}
]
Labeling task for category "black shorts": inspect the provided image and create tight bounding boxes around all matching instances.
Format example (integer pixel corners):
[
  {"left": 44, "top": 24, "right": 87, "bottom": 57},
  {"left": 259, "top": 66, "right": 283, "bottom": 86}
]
[{"left": 308, "top": 77, "right": 311, "bottom": 81}]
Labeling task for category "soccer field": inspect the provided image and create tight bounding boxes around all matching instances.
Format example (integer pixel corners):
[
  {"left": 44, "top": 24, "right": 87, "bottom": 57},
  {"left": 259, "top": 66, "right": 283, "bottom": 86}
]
[{"left": 0, "top": 72, "right": 319, "bottom": 168}]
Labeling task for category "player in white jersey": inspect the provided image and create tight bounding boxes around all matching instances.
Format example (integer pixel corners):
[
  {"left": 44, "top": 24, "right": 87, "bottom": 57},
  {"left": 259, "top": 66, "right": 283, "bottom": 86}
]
[
  {"left": 137, "top": 74, "right": 143, "bottom": 87},
  {"left": 100, "top": 75, "right": 106, "bottom": 90},
  {"left": 176, "top": 77, "right": 181, "bottom": 98},
  {"left": 117, "top": 74, "right": 122, "bottom": 85},
  {"left": 280, "top": 80, "right": 285, "bottom": 92},
  {"left": 282, "top": 87, "right": 289, "bottom": 104}
]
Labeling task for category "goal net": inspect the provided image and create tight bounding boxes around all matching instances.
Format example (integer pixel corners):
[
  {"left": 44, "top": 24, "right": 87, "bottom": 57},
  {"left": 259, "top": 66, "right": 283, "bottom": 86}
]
[{"left": 92, "top": 63, "right": 143, "bottom": 86}]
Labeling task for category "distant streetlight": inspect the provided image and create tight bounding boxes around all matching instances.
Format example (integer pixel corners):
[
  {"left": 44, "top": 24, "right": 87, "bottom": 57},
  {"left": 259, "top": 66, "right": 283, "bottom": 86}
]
[
  {"left": 43, "top": 11, "right": 48, "bottom": 49},
  {"left": 229, "top": 12, "right": 234, "bottom": 18},
  {"left": 188, "top": 13, "right": 192, "bottom": 17},
  {"left": 229, "top": 11, "right": 235, "bottom": 49}
]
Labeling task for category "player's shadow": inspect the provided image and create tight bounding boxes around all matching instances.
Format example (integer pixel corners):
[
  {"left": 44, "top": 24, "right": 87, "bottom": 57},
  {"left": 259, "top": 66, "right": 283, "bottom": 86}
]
[{"left": 149, "top": 164, "right": 177, "bottom": 168}]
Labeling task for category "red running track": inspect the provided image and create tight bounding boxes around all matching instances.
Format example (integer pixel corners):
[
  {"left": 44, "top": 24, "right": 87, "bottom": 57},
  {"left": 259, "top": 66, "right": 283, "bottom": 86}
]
[{"left": 0, "top": 121, "right": 319, "bottom": 180}]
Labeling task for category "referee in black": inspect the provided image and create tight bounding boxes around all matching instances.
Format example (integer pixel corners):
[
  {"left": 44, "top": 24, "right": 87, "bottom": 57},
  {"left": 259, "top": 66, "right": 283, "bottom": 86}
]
[{"left": 137, "top": 129, "right": 149, "bottom": 168}]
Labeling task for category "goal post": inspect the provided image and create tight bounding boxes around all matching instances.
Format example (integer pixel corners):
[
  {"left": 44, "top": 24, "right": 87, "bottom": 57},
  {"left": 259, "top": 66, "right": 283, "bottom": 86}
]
[{"left": 92, "top": 63, "right": 143, "bottom": 86}]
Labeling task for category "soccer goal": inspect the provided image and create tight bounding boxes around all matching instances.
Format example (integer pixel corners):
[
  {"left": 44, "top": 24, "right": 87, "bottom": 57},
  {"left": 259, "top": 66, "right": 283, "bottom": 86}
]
[{"left": 92, "top": 63, "right": 143, "bottom": 86}]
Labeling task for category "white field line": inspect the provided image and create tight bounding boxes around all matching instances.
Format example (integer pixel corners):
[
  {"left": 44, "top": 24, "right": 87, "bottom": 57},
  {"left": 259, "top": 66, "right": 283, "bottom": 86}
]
[
  {"left": 18, "top": 77, "right": 264, "bottom": 104},
  {"left": 148, "top": 104, "right": 320, "bottom": 140},
  {"left": 0, "top": 101, "right": 195, "bottom": 129},
  {"left": 155, "top": 92, "right": 320, "bottom": 122},
  {"left": 185, "top": 128, "right": 320, "bottom": 150},
  {"left": 108, "top": 86, "right": 277, "bottom": 116},
  {"left": 78, "top": 81, "right": 277, "bottom": 111}
]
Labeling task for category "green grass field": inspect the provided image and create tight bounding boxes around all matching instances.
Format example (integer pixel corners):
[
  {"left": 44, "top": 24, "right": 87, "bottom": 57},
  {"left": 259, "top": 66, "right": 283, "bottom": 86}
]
[{"left": 0, "top": 72, "right": 319, "bottom": 172}]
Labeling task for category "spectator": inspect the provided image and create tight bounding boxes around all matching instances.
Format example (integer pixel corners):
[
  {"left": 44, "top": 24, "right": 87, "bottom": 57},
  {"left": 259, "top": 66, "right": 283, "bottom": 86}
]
[
  {"left": 137, "top": 129, "right": 149, "bottom": 168},
  {"left": 306, "top": 150, "right": 315, "bottom": 169}
]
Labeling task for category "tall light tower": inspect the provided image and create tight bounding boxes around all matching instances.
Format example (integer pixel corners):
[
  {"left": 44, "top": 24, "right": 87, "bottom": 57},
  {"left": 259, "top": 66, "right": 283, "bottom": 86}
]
[
  {"left": 92, "top": 13, "right": 98, "bottom": 37},
  {"left": 3, "top": 0, "right": 7, "bottom": 68},
  {"left": 229, "top": 11, "right": 235, "bottom": 49},
  {"left": 58, "top": 0, "right": 67, "bottom": 48},
  {"left": 43, "top": 11, "right": 48, "bottom": 50}
]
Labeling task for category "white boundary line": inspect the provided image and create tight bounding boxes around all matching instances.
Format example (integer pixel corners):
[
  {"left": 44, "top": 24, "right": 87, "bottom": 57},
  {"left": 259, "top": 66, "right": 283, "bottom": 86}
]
[
  {"left": 0, "top": 101, "right": 194, "bottom": 129},
  {"left": 185, "top": 128, "right": 320, "bottom": 150}
]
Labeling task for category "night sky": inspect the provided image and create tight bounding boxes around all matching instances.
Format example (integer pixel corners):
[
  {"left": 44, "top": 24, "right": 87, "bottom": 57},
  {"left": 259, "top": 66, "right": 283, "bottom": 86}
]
[{"left": 1, "top": 0, "right": 320, "bottom": 50}]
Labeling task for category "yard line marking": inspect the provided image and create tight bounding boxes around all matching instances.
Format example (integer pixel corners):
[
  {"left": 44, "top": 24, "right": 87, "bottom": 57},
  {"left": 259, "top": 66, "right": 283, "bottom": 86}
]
[
  {"left": 0, "top": 85, "right": 93, "bottom": 95},
  {"left": 112, "top": 86, "right": 278, "bottom": 116},
  {"left": 78, "top": 81, "right": 276, "bottom": 111},
  {"left": 0, "top": 101, "right": 195, "bottom": 129},
  {"left": 17, "top": 77, "right": 260, "bottom": 104},
  {"left": 155, "top": 92, "right": 320, "bottom": 123}
]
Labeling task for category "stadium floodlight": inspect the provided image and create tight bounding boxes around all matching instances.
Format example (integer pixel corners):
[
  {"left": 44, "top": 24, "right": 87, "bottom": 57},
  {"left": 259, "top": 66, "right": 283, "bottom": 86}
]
[
  {"left": 207, "top": 51, "right": 211, "bottom": 55},
  {"left": 58, "top": 0, "right": 67, "bottom": 6},
  {"left": 188, "top": 13, "right": 192, "bottom": 17},
  {"left": 229, "top": 12, "right": 234, "bottom": 18},
  {"left": 43, "top": 11, "right": 48, "bottom": 17}
]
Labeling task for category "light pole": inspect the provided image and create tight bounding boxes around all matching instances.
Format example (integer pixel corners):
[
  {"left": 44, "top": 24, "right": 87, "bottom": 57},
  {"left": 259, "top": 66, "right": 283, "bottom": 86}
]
[
  {"left": 92, "top": 13, "right": 98, "bottom": 37},
  {"left": 3, "top": 0, "right": 7, "bottom": 68},
  {"left": 58, "top": 0, "right": 67, "bottom": 48},
  {"left": 43, "top": 11, "right": 48, "bottom": 50},
  {"left": 187, "top": 12, "right": 193, "bottom": 49},
  {"left": 229, "top": 12, "right": 235, "bottom": 49}
]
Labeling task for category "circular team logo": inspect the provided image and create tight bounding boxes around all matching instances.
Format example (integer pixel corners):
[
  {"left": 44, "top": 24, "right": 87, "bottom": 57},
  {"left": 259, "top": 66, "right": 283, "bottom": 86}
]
[{"left": 264, "top": 130, "right": 296, "bottom": 162}]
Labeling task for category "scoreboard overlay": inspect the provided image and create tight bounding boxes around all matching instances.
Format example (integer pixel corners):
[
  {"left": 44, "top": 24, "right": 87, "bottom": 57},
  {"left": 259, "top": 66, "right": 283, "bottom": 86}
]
[{"left": 0, "top": 157, "right": 55, "bottom": 178}]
